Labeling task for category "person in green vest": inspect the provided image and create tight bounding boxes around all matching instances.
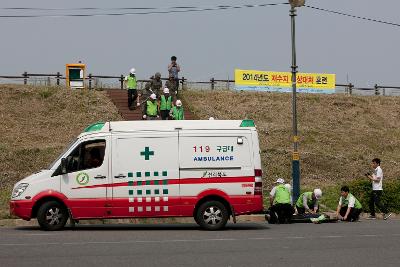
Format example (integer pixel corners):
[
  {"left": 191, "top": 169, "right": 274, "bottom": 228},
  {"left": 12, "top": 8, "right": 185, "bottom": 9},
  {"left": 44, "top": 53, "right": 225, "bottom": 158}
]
[
  {"left": 170, "top": 100, "right": 185, "bottom": 120},
  {"left": 159, "top": 87, "right": 174, "bottom": 120},
  {"left": 142, "top": 93, "right": 159, "bottom": 120},
  {"left": 295, "top": 188, "right": 322, "bottom": 214},
  {"left": 124, "top": 68, "right": 139, "bottom": 110},
  {"left": 267, "top": 178, "right": 293, "bottom": 224},
  {"left": 336, "top": 185, "right": 362, "bottom": 222}
]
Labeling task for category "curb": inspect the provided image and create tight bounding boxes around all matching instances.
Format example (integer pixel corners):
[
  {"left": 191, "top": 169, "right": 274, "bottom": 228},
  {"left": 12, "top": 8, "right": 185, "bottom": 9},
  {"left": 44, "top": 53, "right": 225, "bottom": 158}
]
[
  {"left": 0, "top": 214, "right": 267, "bottom": 228},
  {"left": 1, "top": 213, "right": 397, "bottom": 228}
]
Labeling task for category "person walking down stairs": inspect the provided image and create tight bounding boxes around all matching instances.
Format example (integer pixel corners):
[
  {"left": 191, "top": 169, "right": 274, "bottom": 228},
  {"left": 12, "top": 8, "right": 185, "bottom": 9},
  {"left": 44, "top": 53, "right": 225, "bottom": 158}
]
[
  {"left": 170, "top": 100, "right": 184, "bottom": 120},
  {"left": 142, "top": 93, "right": 159, "bottom": 120},
  {"left": 124, "top": 68, "right": 140, "bottom": 110}
]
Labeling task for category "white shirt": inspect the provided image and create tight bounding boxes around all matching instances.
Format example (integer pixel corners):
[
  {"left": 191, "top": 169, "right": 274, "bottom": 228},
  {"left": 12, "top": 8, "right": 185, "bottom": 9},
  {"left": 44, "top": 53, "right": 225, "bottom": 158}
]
[
  {"left": 372, "top": 166, "right": 383, "bottom": 191},
  {"left": 338, "top": 195, "right": 356, "bottom": 208}
]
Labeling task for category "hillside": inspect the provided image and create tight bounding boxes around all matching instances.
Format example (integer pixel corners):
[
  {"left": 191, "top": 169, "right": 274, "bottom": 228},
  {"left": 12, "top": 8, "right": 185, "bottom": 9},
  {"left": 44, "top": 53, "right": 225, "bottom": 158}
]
[
  {"left": 182, "top": 90, "right": 400, "bottom": 191},
  {"left": 1, "top": 86, "right": 399, "bottom": 218},
  {"left": 0, "top": 85, "right": 122, "bottom": 218}
]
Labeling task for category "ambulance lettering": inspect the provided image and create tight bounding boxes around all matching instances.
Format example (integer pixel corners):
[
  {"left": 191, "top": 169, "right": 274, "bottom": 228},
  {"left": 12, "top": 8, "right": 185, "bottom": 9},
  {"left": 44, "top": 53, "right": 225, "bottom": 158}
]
[
  {"left": 194, "top": 156, "right": 234, "bottom": 161},
  {"left": 202, "top": 170, "right": 227, "bottom": 178}
]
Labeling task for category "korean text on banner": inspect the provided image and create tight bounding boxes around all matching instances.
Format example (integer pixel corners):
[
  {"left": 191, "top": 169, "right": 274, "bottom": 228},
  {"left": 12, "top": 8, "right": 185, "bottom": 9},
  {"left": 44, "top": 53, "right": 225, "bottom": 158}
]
[{"left": 234, "top": 69, "right": 336, "bottom": 94}]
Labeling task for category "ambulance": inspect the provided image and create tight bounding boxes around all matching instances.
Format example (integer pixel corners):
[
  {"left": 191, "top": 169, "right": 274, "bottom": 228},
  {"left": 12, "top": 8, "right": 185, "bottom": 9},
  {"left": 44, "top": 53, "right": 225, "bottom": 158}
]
[{"left": 10, "top": 120, "right": 264, "bottom": 230}]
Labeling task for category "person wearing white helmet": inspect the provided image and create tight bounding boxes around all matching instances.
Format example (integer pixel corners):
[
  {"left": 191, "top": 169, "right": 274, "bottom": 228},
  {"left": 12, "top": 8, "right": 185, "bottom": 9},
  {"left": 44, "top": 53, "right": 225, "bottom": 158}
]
[
  {"left": 142, "top": 93, "right": 159, "bottom": 120},
  {"left": 295, "top": 188, "right": 322, "bottom": 214},
  {"left": 124, "top": 68, "right": 139, "bottom": 110},
  {"left": 267, "top": 178, "right": 294, "bottom": 224},
  {"left": 160, "top": 87, "right": 174, "bottom": 120},
  {"left": 170, "top": 99, "right": 185, "bottom": 120}
]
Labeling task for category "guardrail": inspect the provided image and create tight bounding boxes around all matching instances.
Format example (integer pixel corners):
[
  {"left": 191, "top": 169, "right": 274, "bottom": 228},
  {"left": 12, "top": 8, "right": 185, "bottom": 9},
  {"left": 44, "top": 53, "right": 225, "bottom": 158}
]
[{"left": 1, "top": 72, "right": 400, "bottom": 96}]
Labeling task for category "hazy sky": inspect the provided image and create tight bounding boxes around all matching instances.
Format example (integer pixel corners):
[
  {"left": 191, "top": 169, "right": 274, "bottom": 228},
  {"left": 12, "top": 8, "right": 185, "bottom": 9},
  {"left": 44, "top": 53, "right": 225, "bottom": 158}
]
[{"left": 0, "top": 0, "right": 399, "bottom": 86}]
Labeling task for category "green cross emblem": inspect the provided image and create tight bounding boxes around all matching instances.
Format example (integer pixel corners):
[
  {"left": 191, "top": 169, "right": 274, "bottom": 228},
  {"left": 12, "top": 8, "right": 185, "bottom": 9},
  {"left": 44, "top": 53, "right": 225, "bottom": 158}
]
[{"left": 140, "top": 147, "right": 154, "bottom": 160}]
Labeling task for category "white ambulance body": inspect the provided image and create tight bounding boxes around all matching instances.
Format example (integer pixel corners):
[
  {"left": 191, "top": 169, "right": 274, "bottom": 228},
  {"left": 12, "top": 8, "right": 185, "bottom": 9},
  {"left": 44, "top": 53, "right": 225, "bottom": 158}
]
[{"left": 10, "top": 120, "right": 264, "bottom": 230}]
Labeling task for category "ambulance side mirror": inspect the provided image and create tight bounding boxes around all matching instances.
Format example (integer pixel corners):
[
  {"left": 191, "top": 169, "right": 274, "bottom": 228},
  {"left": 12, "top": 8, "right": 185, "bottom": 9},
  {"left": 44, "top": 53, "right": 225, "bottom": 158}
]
[{"left": 61, "top": 158, "right": 68, "bottom": 174}]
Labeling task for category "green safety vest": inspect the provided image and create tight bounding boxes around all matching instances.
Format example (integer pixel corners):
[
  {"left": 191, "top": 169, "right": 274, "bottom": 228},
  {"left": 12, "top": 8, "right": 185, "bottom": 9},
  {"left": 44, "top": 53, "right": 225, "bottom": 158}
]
[
  {"left": 146, "top": 101, "right": 158, "bottom": 116},
  {"left": 126, "top": 75, "right": 137, "bottom": 89},
  {"left": 340, "top": 193, "right": 362, "bottom": 209},
  {"left": 273, "top": 184, "right": 291, "bottom": 205},
  {"left": 160, "top": 95, "right": 172, "bottom": 110},
  {"left": 296, "top": 192, "right": 313, "bottom": 208},
  {"left": 172, "top": 106, "right": 184, "bottom": 120}
]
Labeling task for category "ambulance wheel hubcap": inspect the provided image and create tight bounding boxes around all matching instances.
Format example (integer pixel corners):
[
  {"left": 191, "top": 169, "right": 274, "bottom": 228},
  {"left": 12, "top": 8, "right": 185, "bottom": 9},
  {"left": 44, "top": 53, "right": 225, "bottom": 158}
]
[
  {"left": 46, "top": 207, "right": 62, "bottom": 225},
  {"left": 203, "top": 206, "right": 222, "bottom": 225}
]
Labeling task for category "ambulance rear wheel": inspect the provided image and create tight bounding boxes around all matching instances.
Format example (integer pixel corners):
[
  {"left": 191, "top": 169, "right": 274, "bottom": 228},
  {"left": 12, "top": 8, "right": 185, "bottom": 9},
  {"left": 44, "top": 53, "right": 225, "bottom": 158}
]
[
  {"left": 37, "top": 201, "right": 69, "bottom": 231},
  {"left": 196, "top": 201, "right": 228, "bottom": 230}
]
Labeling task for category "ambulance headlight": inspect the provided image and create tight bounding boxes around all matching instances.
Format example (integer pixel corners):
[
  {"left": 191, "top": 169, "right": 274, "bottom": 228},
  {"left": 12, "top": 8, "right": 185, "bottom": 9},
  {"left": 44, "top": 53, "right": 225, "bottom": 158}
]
[{"left": 12, "top": 183, "right": 29, "bottom": 198}]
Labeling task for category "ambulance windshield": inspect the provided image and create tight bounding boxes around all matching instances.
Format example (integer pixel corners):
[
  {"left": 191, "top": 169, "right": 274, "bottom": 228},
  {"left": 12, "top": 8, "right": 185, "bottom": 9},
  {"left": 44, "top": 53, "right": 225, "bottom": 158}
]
[{"left": 47, "top": 138, "right": 78, "bottom": 170}]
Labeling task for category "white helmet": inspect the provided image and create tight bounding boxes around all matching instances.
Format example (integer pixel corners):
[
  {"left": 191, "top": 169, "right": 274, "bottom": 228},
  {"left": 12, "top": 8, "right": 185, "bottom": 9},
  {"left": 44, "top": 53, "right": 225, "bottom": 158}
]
[
  {"left": 163, "top": 87, "right": 170, "bottom": 94},
  {"left": 275, "top": 178, "right": 285, "bottom": 184},
  {"left": 313, "top": 188, "right": 322, "bottom": 199},
  {"left": 175, "top": 100, "right": 182, "bottom": 107},
  {"left": 130, "top": 68, "right": 136, "bottom": 74},
  {"left": 150, "top": 93, "right": 157, "bottom": 100},
  {"left": 209, "top": 117, "right": 215, "bottom": 120}
]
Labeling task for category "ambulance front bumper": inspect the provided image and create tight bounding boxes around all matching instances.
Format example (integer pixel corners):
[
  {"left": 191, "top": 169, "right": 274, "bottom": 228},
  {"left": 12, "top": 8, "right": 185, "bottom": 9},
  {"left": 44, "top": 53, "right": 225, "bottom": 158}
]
[{"left": 10, "top": 200, "right": 33, "bottom": 220}]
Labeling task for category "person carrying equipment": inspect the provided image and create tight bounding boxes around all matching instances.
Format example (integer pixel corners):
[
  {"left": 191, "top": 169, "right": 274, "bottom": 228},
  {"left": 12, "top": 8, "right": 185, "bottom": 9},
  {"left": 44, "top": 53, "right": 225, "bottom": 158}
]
[
  {"left": 336, "top": 185, "right": 362, "bottom": 222},
  {"left": 160, "top": 88, "right": 173, "bottom": 120},
  {"left": 295, "top": 188, "right": 322, "bottom": 214},
  {"left": 142, "top": 93, "right": 159, "bottom": 120},
  {"left": 170, "top": 100, "right": 185, "bottom": 120},
  {"left": 124, "top": 68, "right": 139, "bottom": 110},
  {"left": 267, "top": 178, "right": 293, "bottom": 224}
]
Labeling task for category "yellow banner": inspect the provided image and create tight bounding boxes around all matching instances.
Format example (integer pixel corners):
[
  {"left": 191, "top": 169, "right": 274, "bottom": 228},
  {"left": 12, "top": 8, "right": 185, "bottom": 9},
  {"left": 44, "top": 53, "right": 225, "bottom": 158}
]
[{"left": 235, "top": 69, "right": 335, "bottom": 90}]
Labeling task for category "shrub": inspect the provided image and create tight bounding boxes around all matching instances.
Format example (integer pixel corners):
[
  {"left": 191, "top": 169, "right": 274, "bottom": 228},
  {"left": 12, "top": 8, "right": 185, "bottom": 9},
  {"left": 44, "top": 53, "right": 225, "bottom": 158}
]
[{"left": 346, "top": 179, "right": 400, "bottom": 213}]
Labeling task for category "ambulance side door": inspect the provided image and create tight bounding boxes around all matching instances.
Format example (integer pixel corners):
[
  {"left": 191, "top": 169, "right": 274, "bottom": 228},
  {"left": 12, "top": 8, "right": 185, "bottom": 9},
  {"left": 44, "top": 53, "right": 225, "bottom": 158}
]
[
  {"left": 110, "top": 131, "right": 179, "bottom": 217},
  {"left": 58, "top": 136, "right": 110, "bottom": 219}
]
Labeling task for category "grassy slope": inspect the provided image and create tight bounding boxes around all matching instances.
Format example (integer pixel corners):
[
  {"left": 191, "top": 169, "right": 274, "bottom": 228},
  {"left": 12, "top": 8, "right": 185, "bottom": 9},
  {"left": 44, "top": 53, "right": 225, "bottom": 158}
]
[
  {"left": 0, "top": 85, "right": 122, "bottom": 218},
  {"left": 182, "top": 90, "right": 400, "bottom": 209},
  {"left": 1, "top": 86, "right": 399, "bottom": 217}
]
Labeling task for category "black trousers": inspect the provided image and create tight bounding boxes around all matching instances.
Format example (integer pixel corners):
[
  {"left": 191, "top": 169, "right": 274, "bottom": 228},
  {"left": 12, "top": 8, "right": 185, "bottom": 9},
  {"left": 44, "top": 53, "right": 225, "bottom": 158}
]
[
  {"left": 369, "top": 190, "right": 388, "bottom": 216},
  {"left": 128, "top": 89, "right": 138, "bottom": 108},
  {"left": 270, "top": 203, "right": 293, "bottom": 224},
  {"left": 160, "top": 110, "right": 170, "bottom": 120},
  {"left": 340, "top": 206, "right": 361, "bottom": 222}
]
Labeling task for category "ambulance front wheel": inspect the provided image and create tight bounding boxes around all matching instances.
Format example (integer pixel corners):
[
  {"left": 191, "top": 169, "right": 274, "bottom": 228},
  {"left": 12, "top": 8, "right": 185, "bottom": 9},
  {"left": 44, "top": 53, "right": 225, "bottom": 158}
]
[
  {"left": 37, "top": 201, "right": 69, "bottom": 231},
  {"left": 196, "top": 200, "right": 229, "bottom": 230}
]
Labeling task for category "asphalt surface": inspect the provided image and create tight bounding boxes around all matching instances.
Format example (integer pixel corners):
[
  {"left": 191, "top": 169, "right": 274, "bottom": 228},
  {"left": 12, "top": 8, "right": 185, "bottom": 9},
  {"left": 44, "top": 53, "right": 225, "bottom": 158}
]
[{"left": 1, "top": 220, "right": 399, "bottom": 267}]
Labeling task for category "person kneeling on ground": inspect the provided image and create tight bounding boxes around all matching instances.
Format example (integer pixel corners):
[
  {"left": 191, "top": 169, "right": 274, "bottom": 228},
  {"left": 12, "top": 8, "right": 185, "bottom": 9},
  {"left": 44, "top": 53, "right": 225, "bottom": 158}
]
[
  {"left": 336, "top": 185, "right": 362, "bottom": 222},
  {"left": 295, "top": 188, "right": 322, "bottom": 214},
  {"left": 268, "top": 178, "right": 293, "bottom": 224},
  {"left": 142, "top": 93, "right": 159, "bottom": 120}
]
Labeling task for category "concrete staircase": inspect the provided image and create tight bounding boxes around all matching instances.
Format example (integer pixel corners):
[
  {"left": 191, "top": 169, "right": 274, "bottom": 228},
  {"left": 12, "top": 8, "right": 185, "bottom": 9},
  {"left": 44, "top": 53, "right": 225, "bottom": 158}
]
[{"left": 106, "top": 89, "right": 193, "bottom": 121}]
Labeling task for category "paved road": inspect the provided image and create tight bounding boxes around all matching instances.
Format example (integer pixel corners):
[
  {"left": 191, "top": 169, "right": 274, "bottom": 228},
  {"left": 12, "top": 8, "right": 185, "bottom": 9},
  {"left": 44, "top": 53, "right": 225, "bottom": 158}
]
[{"left": 1, "top": 220, "right": 399, "bottom": 267}]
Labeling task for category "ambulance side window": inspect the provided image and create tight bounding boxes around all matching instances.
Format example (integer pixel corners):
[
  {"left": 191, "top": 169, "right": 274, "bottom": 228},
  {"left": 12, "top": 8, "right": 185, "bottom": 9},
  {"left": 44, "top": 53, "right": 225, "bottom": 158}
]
[{"left": 65, "top": 140, "right": 106, "bottom": 173}]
